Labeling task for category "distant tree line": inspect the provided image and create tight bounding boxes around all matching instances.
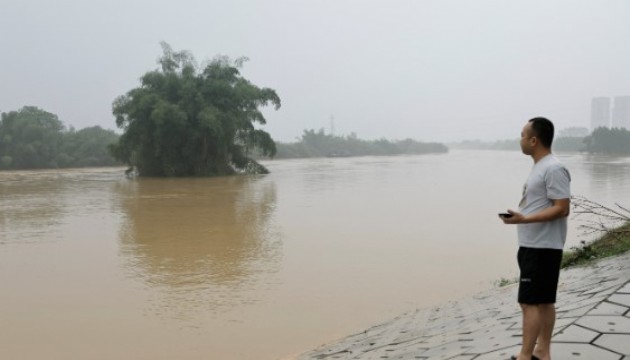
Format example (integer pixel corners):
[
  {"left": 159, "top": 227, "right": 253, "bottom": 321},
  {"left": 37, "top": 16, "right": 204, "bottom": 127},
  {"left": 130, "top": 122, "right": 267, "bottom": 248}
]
[
  {"left": 554, "top": 136, "right": 587, "bottom": 152},
  {"left": 0, "top": 106, "right": 121, "bottom": 170},
  {"left": 273, "top": 129, "right": 448, "bottom": 159},
  {"left": 584, "top": 127, "right": 630, "bottom": 155},
  {"left": 449, "top": 139, "right": 521, "bottom": 151},
  {"left": 450, "top": 127, "right": 630, "bottom": 155}
]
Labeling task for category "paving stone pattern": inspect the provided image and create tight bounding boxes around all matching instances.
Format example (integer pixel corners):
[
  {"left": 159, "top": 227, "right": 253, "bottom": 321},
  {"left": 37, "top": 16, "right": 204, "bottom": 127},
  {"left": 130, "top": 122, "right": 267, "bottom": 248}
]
[{"left": 298, "top": 252, "right": 630, "bottom": 360}]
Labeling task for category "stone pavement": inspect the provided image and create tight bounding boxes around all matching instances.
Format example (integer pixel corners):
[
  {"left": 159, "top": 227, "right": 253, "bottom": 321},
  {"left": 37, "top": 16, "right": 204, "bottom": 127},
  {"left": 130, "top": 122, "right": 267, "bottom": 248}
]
[{"left": 298, "top": 252, "right": 630, "bottom": 360}]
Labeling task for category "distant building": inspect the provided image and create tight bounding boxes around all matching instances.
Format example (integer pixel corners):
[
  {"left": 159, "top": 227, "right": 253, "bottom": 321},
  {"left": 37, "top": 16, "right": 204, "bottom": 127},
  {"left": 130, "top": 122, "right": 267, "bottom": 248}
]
[
  {"left": 591, "top": 97, "right": 611, "bottom": 130},
  {"left": 612, "top": 96, "right": 630, "bottom": 130}
]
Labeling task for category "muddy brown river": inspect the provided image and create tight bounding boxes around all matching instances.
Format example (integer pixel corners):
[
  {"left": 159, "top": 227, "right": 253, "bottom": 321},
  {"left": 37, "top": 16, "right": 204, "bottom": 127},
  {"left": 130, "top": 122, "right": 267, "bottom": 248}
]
[{"left": 1, "top": 150, "right": 628, "bottom": 359}]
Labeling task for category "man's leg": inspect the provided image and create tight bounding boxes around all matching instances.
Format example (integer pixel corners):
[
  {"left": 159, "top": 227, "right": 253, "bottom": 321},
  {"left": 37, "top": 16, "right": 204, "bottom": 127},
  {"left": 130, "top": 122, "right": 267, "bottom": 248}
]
[
  {"left": 533, "top": 304, "right": 555, "bottom": 360},
  {"left": 518, "top": 303, "right": 541, "bottom": 360}
]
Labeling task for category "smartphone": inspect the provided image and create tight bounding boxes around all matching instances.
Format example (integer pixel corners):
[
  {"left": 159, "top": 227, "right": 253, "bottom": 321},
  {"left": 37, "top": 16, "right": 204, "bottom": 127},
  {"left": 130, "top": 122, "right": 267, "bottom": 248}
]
[{"left": 498, "top": 213, "right": 513, "bottom": 218}]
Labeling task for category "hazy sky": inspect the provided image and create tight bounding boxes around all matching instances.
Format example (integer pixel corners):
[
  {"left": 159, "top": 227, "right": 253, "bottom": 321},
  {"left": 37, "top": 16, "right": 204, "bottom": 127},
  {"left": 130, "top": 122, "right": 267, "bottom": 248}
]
[{"left": 2, "top": 0, "right": 630, "bottom": 142}]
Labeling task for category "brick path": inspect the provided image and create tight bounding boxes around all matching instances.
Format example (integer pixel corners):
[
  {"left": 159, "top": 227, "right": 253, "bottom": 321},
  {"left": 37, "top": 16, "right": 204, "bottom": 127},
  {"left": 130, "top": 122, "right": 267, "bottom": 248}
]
[{"left": 298, "top": 252, "right": 630, "bottom": 360}]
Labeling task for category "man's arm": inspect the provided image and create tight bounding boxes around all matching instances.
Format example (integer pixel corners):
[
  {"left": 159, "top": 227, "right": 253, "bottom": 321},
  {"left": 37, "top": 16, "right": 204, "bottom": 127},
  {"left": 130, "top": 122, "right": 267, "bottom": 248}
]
[{"left": 502, "top": 198, "right": 570, "bottom": 224}]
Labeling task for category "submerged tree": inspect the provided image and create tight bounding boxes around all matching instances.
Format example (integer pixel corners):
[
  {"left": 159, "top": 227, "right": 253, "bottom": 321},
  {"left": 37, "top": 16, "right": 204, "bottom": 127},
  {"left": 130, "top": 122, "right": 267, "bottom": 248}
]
[{"left": 110, "top": 42, "right": 281, "bottom": 176}]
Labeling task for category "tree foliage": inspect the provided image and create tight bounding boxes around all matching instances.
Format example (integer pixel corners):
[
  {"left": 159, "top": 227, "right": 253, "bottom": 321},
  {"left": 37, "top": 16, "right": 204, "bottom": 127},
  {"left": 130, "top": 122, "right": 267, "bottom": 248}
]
[
  {"left": 274, "top": 128, "right": 448, "bottom": 158},
  {"left": 584, "top": 127, "right": 630, "bottom": 155},
  {"left": 553, "top": 136, "right": 587, "bottom": 152},
  {"left": 0, "top": 106, "right": 65, "bottom": 169},
  {"left": 449, "top": 139, "right": 520, "bottom": 151},
  {"left": 61, "top": 126, "right": 121, "bottom": 167},
  {"left": 0, "top": 106, "right": 121, "bottom": 170},
  {"left": 110, "top": 43, "right": 281, "bottom": 176},
  {"left": 558, "top": 127, "right": 589, "bottom": 138},
  {"left": 452, "top": 137, "right": 589, "bottom": 152}
]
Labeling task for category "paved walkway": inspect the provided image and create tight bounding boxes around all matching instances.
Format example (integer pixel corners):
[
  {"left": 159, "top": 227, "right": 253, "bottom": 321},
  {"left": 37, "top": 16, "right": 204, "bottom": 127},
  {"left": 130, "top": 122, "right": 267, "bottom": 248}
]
[{"left": 298, "top": 252, "right": 630, "bottom": 360}]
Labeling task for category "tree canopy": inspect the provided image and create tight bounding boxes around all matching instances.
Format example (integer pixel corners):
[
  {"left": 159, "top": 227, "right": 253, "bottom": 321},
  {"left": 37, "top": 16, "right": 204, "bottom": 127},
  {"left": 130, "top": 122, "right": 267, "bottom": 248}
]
[
  {"left": 450, "top": 126, "right": 630, "bottom": 155},
  {"left": 274, "top": 128, "right": 448, "bottom": 158},
  {"left": 0, "top": 106, "right": 120, "bottom": 170},
  {"left": 0, "top": 106, "right": 64, "bottom": 169},
  {"left": 584, "top": 127, "right": 630, "bottom": 155},
  {"left": 110, "top": 43, "right": 281, "bottom": 177}
]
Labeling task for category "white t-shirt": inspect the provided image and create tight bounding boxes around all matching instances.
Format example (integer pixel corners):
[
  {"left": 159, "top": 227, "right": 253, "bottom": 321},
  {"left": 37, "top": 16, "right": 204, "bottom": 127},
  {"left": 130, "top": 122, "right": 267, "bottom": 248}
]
[{"left": 517, "top": 154, "right": 571, "bottom": 250}]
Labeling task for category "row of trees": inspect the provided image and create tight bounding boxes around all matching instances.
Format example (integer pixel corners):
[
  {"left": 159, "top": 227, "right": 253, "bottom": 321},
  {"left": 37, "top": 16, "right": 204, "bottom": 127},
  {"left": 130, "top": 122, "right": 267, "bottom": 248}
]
[
  {"left": 451, "top": 127, "right": 630, "bottom": 155},
  {"left": 11, "top": 43, "right": 627, "bottom": 175},
  {"left": 0, "top": 106, "right": 120, "bottom": 170},
  {"left": 274, "top": 129, "right": 448, "bottom": 159},
  {"left": 584, "top": 127, "right": 630, "bottom": 154},
  {"left": 1, "top": 44, "right": 281, "bottom": 176},
  {"left": 449, "top": 139, "right": 520, "bottom": 151},
  {"left": 546, "top": 127, "right": 630, "bottom": 154},
  {"left": 449, "top": 137, "right": 590, "bottom": 152}
]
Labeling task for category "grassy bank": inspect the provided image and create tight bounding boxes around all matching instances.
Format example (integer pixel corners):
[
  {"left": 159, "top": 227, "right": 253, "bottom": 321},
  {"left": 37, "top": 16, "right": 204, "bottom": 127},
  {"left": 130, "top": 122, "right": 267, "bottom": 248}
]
[{"left": 561, "top": 222, "right": 630, "bottom": 268}]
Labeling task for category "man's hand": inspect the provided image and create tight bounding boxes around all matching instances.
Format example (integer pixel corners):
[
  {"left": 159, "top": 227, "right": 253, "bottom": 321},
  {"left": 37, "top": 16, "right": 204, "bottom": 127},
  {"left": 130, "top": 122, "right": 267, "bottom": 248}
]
[
  {"left": 500, "top": 209, "right": 525, "bottom": 224},
  {"left": 499, "top": 199, "right": 570, "bottom": 225}
]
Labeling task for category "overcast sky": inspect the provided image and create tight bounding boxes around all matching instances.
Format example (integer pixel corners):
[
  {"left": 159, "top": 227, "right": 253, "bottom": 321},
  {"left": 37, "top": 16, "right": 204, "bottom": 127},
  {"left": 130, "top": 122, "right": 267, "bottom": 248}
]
[{"left": 2, "top": 0, "right": 630, "bottom": 142}]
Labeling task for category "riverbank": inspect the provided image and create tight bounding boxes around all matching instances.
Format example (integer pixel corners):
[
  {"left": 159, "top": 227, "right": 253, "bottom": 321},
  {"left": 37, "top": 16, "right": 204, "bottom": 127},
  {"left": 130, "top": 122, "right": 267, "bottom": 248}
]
[
  {"left": 562, "top": 222, "right": 630, "bottom": 269},
  {"left": 295, "top": 249, "right": 630, "bottom": 359}
]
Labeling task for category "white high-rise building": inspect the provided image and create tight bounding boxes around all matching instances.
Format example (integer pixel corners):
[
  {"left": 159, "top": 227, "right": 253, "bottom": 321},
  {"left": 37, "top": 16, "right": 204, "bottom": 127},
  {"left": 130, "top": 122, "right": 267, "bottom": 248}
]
[
  {"left": 591, "top": 97, "right": 611, "bottom": 130},
  {"left": 612, "top": 96, "right": 630, "bottom": 130}
]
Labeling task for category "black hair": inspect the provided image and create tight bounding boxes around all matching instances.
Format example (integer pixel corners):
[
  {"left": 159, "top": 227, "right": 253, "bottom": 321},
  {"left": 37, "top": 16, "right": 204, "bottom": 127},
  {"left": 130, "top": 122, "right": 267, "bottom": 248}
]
[{"left": 528, "top": 117, "right": 554, "bottom": 148}]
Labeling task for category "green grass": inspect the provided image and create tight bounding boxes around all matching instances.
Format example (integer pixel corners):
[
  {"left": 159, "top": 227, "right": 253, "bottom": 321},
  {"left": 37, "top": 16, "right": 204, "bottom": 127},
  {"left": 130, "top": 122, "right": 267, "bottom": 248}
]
[{"left": 561, "top": 222, "right": 630, "bottom": 268}]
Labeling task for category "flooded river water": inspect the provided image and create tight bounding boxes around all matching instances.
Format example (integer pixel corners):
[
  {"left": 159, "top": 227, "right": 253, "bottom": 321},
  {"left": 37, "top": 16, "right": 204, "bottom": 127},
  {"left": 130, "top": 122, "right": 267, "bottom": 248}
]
[{"left": 1, "top": 150, "right": 628, "bottom": 360}]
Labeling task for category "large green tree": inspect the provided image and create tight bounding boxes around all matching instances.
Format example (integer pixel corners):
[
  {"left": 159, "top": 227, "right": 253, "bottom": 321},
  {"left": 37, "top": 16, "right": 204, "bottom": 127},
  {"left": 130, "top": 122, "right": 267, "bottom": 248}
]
[
  {"left": 0, "top": 106, "right": 65, "bottom": 169},
  {"left": 110, "top": 43, "right": 281, "bottom": 176}
]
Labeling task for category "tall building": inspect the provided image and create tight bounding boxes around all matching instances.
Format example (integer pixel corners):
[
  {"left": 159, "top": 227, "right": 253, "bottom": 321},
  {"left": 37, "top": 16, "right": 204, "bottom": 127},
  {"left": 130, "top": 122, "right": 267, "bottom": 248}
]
[
  {"left": 612, "top": 96, "right": 630, "bottom": 130},
  {"left": 591, "top": 97, "right": 611, "bottom": 130}
]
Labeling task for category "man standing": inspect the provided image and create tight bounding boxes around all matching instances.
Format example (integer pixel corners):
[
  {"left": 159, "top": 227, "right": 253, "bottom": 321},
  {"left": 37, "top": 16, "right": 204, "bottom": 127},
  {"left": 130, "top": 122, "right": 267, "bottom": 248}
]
[{"left": 500, "top": 117, "right": 571, "bottom": 360}]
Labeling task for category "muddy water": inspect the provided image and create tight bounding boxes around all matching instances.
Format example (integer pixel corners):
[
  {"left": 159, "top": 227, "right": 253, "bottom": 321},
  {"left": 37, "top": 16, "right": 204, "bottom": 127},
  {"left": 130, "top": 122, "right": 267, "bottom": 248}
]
[{"left": 0, "top": 151, "right": 628, "bottom": 360}]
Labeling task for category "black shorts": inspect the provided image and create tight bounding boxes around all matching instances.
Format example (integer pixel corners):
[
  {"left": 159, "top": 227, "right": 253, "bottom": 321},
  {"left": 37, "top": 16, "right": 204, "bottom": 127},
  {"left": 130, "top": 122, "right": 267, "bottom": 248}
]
[{"left": 517, "top": 247, "right": 563, "bottom": 304}]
